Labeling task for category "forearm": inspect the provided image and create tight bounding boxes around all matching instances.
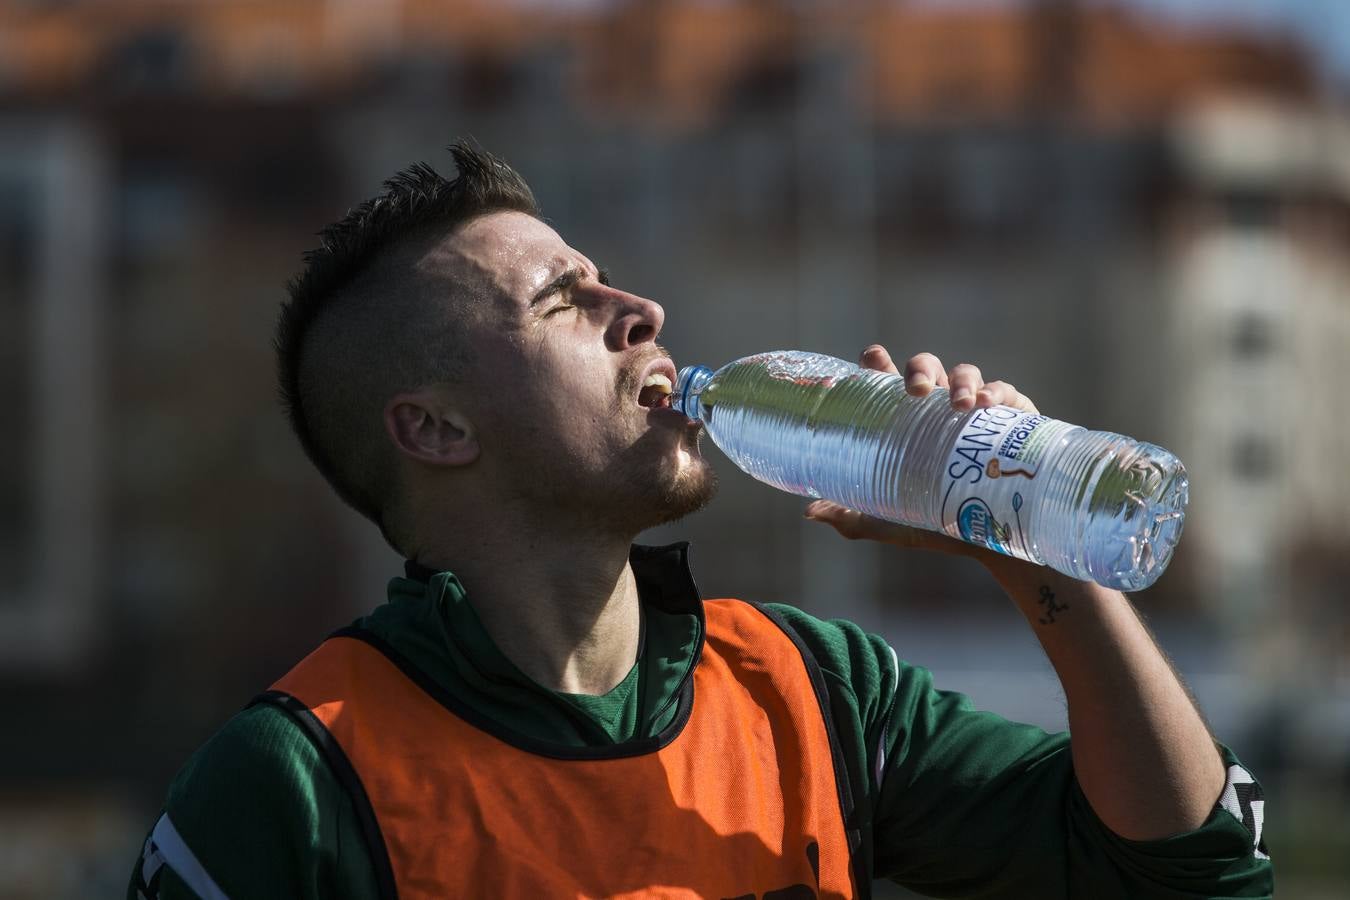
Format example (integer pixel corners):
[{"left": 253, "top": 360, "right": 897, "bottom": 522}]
[
  {"left": 811, "top": 344, "right": 1246, "bottom": 848},
  {"left": 986, "top": 559, "right": 1226, "bottom": 841}
]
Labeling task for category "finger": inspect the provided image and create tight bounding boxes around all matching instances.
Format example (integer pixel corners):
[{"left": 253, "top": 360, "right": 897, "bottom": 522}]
[
  {"left": 804, "top": 500, "right": 926, "bottom": 548},
  {"left": 1008, "top": 390, "right": 1039, "bottom": 414},
  {"left": 947, "top": 363, "right": 983, "bottom": 409},
  {"left": 860, "top": 344, "right": 900, "bottom": 375},
  {"left": 974, "top": 380, "right": 1016, "bottom": 409},
  {"left": 903, "top": 352, "right": 947, "bottom": 396},
  {"left": 805, "top": 500, "right": 986, "bottom": 559},
  {"left": 973, "top": 381, "right": 1040, "bottom": 414}
]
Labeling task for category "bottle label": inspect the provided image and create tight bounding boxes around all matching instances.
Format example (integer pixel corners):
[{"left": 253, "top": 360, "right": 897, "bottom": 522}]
[{"left": 939, "top": 406, "right": 1076, "bottom": 560}]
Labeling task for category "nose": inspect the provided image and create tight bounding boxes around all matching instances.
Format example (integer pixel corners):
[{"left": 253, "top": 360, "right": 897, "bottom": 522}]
[{"left": 603, "top": 288, "right": 665, "bottom": 351}]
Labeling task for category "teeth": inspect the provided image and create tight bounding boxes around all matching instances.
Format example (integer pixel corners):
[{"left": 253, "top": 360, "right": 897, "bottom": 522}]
[{"left": 642, "top": 373, "right": 673, "bottom": 394}]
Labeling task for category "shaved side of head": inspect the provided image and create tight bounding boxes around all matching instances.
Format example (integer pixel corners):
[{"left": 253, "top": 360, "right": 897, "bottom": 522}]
[{"left": 275, "top": 142, "right": 539, "bottom": 550}]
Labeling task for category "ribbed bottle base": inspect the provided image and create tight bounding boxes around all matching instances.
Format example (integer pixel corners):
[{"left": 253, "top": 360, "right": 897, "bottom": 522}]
[{"left": 1035, "top": 431, "right": 1188, "bottom": 591}]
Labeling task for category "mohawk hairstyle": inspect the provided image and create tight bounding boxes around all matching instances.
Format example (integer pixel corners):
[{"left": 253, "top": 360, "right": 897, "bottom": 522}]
[{"left": 275, "top": 141, "right": 540, "bottom": 548}]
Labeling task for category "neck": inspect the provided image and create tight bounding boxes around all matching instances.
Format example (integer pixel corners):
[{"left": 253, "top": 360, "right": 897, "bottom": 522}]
[{"left": 409, "top": 502, "right": 643, "bottom": 696}]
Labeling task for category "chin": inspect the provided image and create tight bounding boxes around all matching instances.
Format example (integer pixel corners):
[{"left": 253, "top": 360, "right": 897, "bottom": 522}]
[
  {"left": 640, "top": 459, "right": 718, "bottom": 529},
  {"left": 582, "top": 428, "right": 718, "bottom": 532}
]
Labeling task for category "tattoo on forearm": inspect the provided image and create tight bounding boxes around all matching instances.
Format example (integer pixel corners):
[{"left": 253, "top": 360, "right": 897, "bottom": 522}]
[{"left": 1038, "top": 584, "right": 1068, "bottom": 624}]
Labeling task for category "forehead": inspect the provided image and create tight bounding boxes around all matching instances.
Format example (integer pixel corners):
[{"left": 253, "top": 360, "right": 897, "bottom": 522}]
[{"left": 415, "top": 210, "right": 585, "bottom": 306}]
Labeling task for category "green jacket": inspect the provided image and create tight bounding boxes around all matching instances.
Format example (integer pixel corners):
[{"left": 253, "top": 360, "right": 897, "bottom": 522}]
[{"left": 130, "top": 543, "right": 1272, "bottom": 898}]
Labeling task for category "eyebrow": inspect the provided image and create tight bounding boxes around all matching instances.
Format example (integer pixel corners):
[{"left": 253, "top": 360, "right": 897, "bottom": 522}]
[{"left": 529, "top": 265, "right": 610, "bottom": 306}]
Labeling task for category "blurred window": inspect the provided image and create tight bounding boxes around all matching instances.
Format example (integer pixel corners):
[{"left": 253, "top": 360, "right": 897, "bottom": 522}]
[
  {"left": 0, "top": 175, "right": 35, "bottom": 585},
  {"left": 459, "top": 52, "right": 520, "bottom": 111},
  {"left": 239, "top": 26, "right": 304, "bottom": 100},
  {"left": 1231, "top": 311, "right": 1275, "bottom": 358},
  {"left": 0, "top": 32, "right": 13, "bottom": 91},
  {"left": 119, "top": 171, "right": 200, "bottom": 261},
  {"left": 729, "top": 57, "right": 801, "bottom": 115},
  {"left": 103, "top": 27, "right": 197, "bottom": 93},
  {"left": 1221, "top": 189, "right": 1277, "bottom": 230},
  {"left": 728, "top": 131, "right": 798, "bottom": 227},
  {"left": 951, "top": 136, "right": 1028, "bottom": 232},
  {"left": 0, "top": 122, "right": 104, "bottom": 670},
  {"left": 1232, "top": 434, "right": 1276, "bottom": 480}
]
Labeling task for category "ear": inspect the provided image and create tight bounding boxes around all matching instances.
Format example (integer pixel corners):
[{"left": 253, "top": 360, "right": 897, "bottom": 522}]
[{"left": 384, "top": 390, "right": 480, "bottom": 467}]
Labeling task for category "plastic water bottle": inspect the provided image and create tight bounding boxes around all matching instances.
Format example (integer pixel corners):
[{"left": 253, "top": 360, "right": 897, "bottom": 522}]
[{"left": 672, "top": 350, "right": 1187, "bottom": 591}]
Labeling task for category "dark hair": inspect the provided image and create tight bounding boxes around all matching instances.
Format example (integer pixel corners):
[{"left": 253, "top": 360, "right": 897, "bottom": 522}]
[{"left": 275, "top": 141, "right": 540, "bottom": 549}]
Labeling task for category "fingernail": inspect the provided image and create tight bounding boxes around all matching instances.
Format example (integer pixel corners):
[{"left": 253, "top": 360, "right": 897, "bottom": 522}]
[
  {"left": 906, "top": 372, "right": 931, "bottom": 391},
  {"left": 952, "top": 386, "right": 971, "bottom": 402}
]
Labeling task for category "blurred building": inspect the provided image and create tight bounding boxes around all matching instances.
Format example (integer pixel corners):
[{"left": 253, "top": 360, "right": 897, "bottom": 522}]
[
  {"left": 1167, "top": 96, "right": 1350, "bottom": 613},
  {"left": 1163, "top": 98, "right": 1350, "bottom": 828},
  {"left": 1, "top": 1, "right": 1347, "bottom": 896}
]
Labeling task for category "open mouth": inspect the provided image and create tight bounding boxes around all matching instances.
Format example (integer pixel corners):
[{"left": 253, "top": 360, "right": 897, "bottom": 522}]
[{"left": 637, "top": 372, "right": 674, "bottom": 410}]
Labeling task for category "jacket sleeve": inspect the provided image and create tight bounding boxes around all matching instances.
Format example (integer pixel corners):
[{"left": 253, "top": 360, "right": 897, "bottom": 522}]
[
  {"left": 871, "top": 658, "right": 1272, "bottom": 898},
  {"left": 126, "top": 703, "right": 381, "bottom": 900},
  {"left": 762, "top": 603, "right": 1273, "bottom": 898}
]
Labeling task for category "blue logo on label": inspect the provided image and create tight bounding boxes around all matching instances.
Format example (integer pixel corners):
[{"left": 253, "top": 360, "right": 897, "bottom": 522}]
[{"left": 957, "top": 498, "right": 1011, "bottom": 554}]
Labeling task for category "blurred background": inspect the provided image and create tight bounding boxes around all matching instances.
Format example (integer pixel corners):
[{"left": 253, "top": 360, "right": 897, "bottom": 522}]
[{"left": 2, "top": 0, "right": 1348, "bottom": 897}]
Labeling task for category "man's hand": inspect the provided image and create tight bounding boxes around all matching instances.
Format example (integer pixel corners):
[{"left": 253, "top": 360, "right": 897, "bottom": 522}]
[
  {"left": 805, "top": 344, "right": 1227, "bottom": 841},
  {"left": 802, "top": 344, "right": 1036, "bottom": 576}
]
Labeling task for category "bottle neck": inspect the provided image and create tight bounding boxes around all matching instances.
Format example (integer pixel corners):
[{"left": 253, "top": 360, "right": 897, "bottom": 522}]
[{"left": 673, "top": 365, "right": 714, "bottom": 419}]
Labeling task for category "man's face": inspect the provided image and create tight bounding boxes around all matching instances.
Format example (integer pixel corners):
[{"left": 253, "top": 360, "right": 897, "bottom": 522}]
[{"left": 423, "top": 210, "right": 716, "bottom": 532}]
